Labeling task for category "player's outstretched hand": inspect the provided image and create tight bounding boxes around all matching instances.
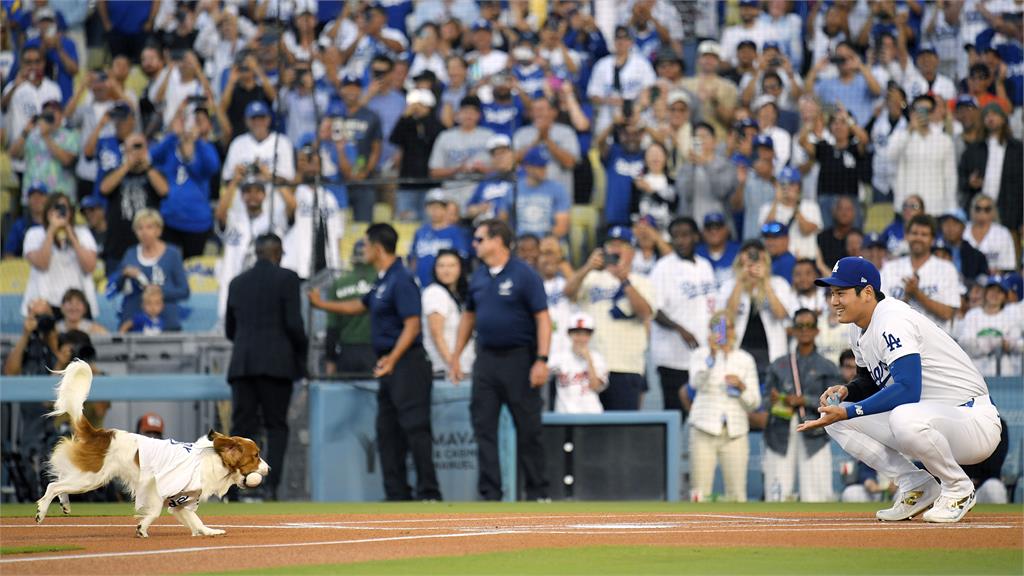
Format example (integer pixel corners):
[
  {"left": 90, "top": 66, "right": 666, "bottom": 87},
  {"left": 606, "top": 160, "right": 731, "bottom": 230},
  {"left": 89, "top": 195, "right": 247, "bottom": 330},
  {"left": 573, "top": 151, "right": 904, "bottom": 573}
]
[{"left": 796, "top": 405, "right": 847, "bottom": 432}]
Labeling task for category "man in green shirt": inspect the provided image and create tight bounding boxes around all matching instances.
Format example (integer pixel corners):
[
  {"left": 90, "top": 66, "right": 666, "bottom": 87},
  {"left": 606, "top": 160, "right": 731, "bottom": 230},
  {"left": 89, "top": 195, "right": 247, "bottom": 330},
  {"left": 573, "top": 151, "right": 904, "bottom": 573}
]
[{"left": 325, "top": 240, "right": 377, "bottom": 375}]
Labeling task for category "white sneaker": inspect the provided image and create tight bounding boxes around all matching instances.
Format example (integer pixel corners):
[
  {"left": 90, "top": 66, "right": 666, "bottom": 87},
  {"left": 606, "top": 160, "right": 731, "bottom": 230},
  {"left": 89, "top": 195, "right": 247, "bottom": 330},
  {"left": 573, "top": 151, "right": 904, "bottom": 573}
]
[
  {"left": 876, "top": 480, "right": 940, "bottom": 521},
  {"left": 922, "top": 491, "right": 977, "bottom": 523}
]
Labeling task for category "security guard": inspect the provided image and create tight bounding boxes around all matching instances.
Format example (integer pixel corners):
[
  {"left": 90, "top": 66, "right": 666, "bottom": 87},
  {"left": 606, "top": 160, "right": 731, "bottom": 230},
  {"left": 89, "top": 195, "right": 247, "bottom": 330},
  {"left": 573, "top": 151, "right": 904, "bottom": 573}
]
[
  {"left": 450, "top": 219, "right": 551, "bottom": 501},
  {"left": 309, "top": 224, "right": 441, "bottom": 501}
]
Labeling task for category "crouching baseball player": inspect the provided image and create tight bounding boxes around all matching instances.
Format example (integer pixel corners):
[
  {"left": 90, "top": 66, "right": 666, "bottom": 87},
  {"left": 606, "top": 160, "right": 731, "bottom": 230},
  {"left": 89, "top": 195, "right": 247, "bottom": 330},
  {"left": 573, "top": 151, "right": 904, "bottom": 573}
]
[{"left": 797, "top": 257, "right": 1001, "bottom": 523}]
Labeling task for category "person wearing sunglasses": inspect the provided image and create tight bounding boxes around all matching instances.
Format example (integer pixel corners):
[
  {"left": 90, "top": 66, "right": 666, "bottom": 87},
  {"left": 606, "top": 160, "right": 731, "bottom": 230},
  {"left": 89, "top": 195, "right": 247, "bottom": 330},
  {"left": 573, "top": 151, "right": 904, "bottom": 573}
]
[
  {"left": 964, "top": 194, "right": 1017, "bottom": 274},
  {"left": 1, "top": 45, "right": 63, "bottom": 180},
  {"left": 762, "top": 308, "right": 840, "bottom": 502}
]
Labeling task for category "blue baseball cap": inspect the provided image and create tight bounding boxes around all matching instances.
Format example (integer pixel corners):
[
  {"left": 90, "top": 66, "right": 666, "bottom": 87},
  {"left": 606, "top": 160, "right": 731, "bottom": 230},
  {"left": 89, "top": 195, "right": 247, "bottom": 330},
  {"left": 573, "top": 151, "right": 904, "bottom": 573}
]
[
  {"left": 815, "top": 256, "right": 881, "bottom": 291},
  {"left": 917, "top": 44, "right": 939, "bottom": 56},
  {"left": 739, "top": 0, "right": 758, "bottom": 7},
  {"left": 522, "top": 146, "right": 549, "bottom": 167},
  {"left": 932, "top": 237, "right": 951, "bottom": 254},
  {"left": 763, "top": 40, "right": 782, "bottom": 52},
  {"left": 730, "top": 152, "right": 752, "bottom": 167},
  {"left": 341, "top": 74, "right": 362, "bottom": 87},
  {"left": 1001, "top": 272, "right": 1023, "bottom": 301},
  {"left": 864, "top": 232, "right": 886, "bottom": 249},
  {"left": 761, "top": 221, "right": 788, "bottom": 237},
  {"left": 295, "top": 132, "right": 317, "bottom": 151},
  {"left": 955, "top": 95, "right": 979, "bottom": 108},
  {"left": 245, "top": 101, "right": 271, "bottom": 118},
  {"left": 939, "top": 208, "right": 968, "bottom": 224},
  {"left": 703, "top": 212, "right": 727, "bottom": 227},
  {"left": 735, "top": 117, "right": 759, "bottom": 131},
  {"left": 606, "top": 225, "right": 635, "bottom": 245},
  {"left": 753, "top": 133, "right": 775, "bottom": 150},
  {"left": 778, "top": 165, "right": 801, "bottom": 184},
  {"left": 326, "top": 100, "right": 346, "bottom": 118},
  {"left": 80, "top": 194, "right": 105, "bottom": 209},
  {"left": 471, "top": 19, "right": 492, "bottom": 32},
  {"left": 27, "top": 182, "right": 49, "bottom": 196}
]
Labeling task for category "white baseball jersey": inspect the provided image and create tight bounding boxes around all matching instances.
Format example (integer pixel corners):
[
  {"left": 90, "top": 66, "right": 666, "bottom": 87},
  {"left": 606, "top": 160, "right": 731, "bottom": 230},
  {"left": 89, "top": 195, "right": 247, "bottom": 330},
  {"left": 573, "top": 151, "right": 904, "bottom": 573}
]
[
  {"left": 849, "top": 297, "right": 988, "bottom": 407},
  {"left": 880, "top": 255, "right": 962, "bottom": 333},
  {"left": 220, "top": 132, "right": 296, "bottom": 184},
  {"left": 136, "top": 436, "right": 204, "bottom": 511},
  {"left": 650, "top": 253, "right": 717, "bottom": 371},
  {"left": 551, "top": 348, "right": 608, "bottom": 414},
  {"left": 282, "top": 184, "right": 344, "bottom": 279}
]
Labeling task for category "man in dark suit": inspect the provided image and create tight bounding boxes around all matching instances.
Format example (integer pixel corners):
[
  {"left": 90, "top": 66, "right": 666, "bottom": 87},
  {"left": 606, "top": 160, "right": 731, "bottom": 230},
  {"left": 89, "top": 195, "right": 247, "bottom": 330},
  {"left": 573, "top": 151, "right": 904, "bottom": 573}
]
[{"left": 225, "top": 233, "right": 308, "bottom": 500}]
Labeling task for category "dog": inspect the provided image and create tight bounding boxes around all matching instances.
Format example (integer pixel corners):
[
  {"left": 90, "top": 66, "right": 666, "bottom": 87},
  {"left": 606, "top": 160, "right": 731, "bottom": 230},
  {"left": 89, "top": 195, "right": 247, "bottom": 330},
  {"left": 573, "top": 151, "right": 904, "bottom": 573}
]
[{"left": 35, "top": 360, "right": 270, "bottom": 537}]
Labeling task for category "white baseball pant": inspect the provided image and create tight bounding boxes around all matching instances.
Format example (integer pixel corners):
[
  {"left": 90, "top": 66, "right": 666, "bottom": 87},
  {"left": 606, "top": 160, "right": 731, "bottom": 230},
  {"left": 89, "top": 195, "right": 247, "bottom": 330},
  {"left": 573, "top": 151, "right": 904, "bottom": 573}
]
[
  {"left": 763, "top": 417, "right": 834, "bottom": 502},
  {"left": 826, "top": 395, "right": 1001, "bottom": 497}
]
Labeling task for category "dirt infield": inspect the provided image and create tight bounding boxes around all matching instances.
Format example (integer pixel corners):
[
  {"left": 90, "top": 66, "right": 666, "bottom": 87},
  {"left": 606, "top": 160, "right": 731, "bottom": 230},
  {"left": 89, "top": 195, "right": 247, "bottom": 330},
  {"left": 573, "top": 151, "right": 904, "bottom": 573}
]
[{"left": 2, "top": 511, "right": 1022, "bottom": 575}]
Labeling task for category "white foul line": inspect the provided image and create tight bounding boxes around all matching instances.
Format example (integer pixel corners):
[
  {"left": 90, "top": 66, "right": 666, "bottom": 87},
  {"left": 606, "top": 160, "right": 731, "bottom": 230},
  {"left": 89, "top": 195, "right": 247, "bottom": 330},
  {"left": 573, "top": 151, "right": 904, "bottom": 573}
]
[{"left": 0, "top": 529, "right": 518, "bottom": 565}]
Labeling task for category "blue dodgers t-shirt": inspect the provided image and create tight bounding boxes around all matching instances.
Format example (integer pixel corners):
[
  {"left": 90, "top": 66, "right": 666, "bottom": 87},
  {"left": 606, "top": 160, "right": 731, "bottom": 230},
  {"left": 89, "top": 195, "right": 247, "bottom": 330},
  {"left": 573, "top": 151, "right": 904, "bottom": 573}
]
[
  {"left": 514, "top": 177, "right": 570, "bottom": 238},
  {"left": 602, "top": 144, "right": 645, "bottom": 226},
  {"left": 106, "top": 0, "right": 152, "bottom": 34},
  {"left": 361, "top": 260, "right": 423, "bottom": 354},
  {"left": 466, "top": 257, "right": 548, "bottom": 350},
  {"left": 771, "top": 251, "right": 797, "bottom": 284},
  {"left": 411, "top": 224, "right": 471, "bottom": 287},
  {"left": 468, "top": 177, "right": 514, "bottom": 221},
  {"left": 94, "top": 135, "right": 125, "bottom": 196},
  {"left": 480, "top": 98, "right": 525, "bottom": 138}
]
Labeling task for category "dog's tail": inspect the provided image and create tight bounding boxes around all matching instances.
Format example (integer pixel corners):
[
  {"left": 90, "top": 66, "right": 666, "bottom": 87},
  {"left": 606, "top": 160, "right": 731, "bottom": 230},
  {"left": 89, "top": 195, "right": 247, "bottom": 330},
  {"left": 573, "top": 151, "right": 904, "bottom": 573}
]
[{"left": 45, "top": 359, "right": 93, "bottom": 423}]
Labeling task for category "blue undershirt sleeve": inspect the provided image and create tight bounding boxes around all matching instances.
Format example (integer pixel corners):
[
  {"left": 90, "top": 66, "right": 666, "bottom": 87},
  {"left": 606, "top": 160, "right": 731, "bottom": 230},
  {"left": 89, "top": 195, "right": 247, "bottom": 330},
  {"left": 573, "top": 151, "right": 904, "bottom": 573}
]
[{"left": 845, "top": 354, "right": 922, "bottom": 419}]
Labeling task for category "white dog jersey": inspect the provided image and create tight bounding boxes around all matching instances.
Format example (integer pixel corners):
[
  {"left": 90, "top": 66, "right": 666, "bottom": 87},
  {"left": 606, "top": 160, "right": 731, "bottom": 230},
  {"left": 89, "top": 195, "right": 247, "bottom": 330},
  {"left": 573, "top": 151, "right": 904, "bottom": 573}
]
[
  {"left": 849, "top": 298, "right": 988, "bottom": 406},
  {"left": 137, "top": 436, "right": 204, "bottom": 511}
]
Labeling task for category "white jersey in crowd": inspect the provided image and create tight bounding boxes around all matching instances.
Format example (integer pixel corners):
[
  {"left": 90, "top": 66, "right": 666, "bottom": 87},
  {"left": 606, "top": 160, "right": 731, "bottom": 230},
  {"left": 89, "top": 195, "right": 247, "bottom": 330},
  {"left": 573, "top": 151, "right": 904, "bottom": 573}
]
[
  {"left": 587, "top": 51, "right": 655, "bottom": 133},
  {"left": 880, "top": 255, "right": 962, "bottom": 334},
  {"left": 757, "top": 200, "right": 823, "bottom": 259},
  {"left": 575, "top": 270, "right": 654, "bottom": 374},
  {"left": 220, "top": 132, "right": 296, "bottom": 186},
  {"left": 282, "top": 184, "right": 344, "bottom": 279},
  {"left": 716, "top": 276, "right": 798, "bottom": 362},
  {"left": 650, "top": 253, "right": 717, "bottom": 371},
  {"left": 136, "top": 436, "right": 203, "bottom": 511},
  {"left": 964, "top": 223, "right": 1017, "bottom": 272},
  {"left": 217, "top": 202, "right": 288, "bottom": 318},
  {"left": 421, "top": 283, "right": 475, "bottom": 374},
  {"left": 544, "top": 275, "right": 577, "bottom": 364},
  {"left": 956, "top": 305, "right": 1023, "bottom": 378},
  {"left": 550, "top": 348, "right": 608, "bottom": 414},
  {"left": 849, "top": 297, "right": 988, "bottom": 406}
]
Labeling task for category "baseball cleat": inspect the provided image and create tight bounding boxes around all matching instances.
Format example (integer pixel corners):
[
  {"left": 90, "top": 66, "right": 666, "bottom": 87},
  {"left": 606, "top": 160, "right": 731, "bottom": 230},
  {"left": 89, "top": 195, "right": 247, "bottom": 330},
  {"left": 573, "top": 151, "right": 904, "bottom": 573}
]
[
  {"left": 922, "top": 491, "right": 976, "bottom": 523},
  {"left": 875, "top": 480, "right": 940, "bottom": 521}
]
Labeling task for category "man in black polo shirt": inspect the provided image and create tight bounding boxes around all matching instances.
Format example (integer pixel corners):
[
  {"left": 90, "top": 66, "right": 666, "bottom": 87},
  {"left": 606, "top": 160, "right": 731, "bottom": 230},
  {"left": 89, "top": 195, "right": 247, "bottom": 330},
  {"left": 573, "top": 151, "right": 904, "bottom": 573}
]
[
  {"left": 450, "top": 219, "right": 551, "bottom": 501},
  {"left": 309, "top": 224, "right": 441, "bottom": 501}
]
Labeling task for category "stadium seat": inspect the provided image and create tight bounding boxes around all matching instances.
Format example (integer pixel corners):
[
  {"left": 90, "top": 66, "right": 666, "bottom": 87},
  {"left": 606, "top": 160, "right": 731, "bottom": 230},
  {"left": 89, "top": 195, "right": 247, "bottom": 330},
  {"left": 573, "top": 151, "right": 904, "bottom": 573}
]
[
  {"left": 570, "top": 205, "right": 599, "bottom": 267},
  {"left": 394, "top": 222, "right": 419, "bottom": 257},
  {"left": 372, "top": 202, "right": 393, "bottom": 223},
  {"left": 0, "top": 259, "right": 30, "bottom": 295},
  {"left": 864, "top": 203, "right": 895, "bottom": 234},
  {"left": 340, "top": 222, "right": 369, "bottom": 263}
]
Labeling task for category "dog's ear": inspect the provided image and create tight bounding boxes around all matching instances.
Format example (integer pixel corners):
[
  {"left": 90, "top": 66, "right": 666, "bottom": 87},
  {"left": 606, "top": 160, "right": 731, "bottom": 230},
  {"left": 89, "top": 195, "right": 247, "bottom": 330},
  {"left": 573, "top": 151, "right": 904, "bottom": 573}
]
[
  {"left": 207, "top": 429, "right": 221, "bottom": 441},
  {"left": 213, "top": 436, "right": 243, "bottom": 468}
]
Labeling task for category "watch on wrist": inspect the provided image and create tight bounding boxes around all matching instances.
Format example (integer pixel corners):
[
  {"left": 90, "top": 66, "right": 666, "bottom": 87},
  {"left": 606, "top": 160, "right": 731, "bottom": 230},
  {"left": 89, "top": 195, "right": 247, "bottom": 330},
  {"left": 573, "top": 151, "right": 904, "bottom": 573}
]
[{"left": 536, "top": 355, "right": 548, "bottom": 362}]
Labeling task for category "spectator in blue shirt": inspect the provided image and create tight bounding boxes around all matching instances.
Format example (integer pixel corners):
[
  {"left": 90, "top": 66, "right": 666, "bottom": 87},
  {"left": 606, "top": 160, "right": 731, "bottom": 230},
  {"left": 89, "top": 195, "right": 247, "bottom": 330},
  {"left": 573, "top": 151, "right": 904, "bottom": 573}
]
[
  {"left": 18, "top": 8, "right": 78, "bottom": 104},
  {"left": 409, "top": 189, "right": 472, "bottom": 287},
  {"left": 112, "top": 209, "right": 189, "bottom": 332},
  {"left": 805, "top": 41, "right": 882, "bottom": 125},
  {"left": 762, "top": 221, "right": 796, "bottom": 285},
  {"left": 697, "top": 212, "right": 741, "bottom": 287},
  {"left": 309, "top": 223, "right": 442, "bottom": 502},
  {"left": 466, "top": 134, "right": 516, "bottom": 225},
  {"left": 597, "top": 120, "right": 645, "bottom": 227},
  {"left": 366, "top": 55, "right": 407, "bottom": 175},
  {"left": 150, "top": 105, "right": 220, "bottom": 259},
  {"left": 515, "top": 147, "right": 571, "bottom": 239},
  {"left": 480, "top": 74, "right": 526, "bottom": 138},
  {"left": 97, "top": 0, "right": 154, "bottom": 63},
  {"left": 3, "top": 184, "right": 47, "bottom": 258}
]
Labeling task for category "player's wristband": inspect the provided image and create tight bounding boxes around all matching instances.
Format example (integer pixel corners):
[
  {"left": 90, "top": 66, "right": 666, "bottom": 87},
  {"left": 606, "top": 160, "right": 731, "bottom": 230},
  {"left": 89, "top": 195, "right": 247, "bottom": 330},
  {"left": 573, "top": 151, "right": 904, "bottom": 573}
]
[{"left": 536, "top": 355, "right": 548, "bottom": 363}]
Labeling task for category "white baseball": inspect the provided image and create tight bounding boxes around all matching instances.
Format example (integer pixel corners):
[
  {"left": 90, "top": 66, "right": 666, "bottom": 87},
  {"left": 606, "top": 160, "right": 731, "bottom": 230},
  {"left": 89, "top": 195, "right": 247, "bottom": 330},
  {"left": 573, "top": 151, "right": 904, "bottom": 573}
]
[{"left": 245, "top": 472, "right": 263, "bottom": 488}]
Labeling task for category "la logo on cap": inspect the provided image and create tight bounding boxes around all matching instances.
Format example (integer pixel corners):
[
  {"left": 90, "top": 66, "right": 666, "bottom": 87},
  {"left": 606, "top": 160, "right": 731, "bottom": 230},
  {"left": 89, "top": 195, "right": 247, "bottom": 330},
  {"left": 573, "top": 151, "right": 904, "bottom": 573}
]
[
  {"left": 832, "top": 261, "right": 840, "bottom": 273},
  {"left": 861, "top": 277, "right": 868, "bottom": 283}
]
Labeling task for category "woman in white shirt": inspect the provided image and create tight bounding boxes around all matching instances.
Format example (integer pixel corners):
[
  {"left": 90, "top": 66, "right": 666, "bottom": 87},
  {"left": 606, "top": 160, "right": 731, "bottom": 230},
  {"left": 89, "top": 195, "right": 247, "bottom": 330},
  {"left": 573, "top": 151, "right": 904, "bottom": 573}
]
[
  {"left": 422, "top": 250, "right": 475, "bottom": 377},
  {"left": 957, "top": 279, "right": 1022, "bottom": 377},
  {"left": 964, "top": 194, "right": 1016, "bottom": 273},
  {"left": 687, "top": 311, "right": 761, "bottom": 502},
  {"left": 21, "top": 193, "right": 99, "bottom": 318}
]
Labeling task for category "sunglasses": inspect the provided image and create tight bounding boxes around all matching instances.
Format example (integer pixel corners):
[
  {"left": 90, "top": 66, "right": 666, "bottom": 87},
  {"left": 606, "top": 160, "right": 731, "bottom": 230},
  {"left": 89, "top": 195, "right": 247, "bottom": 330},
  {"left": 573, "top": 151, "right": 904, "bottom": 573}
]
[
  {"left": 761, "top": 223, "right": 785, "bottom": 236},
  {"left": 973, "top": 205, "right": 993, "bottom": 212},
  {"left": 793, "top": 322, "right": 817, "bottom": 330},
  {"left": 902, "top": 202, "right": 921, "bottom": 210}
]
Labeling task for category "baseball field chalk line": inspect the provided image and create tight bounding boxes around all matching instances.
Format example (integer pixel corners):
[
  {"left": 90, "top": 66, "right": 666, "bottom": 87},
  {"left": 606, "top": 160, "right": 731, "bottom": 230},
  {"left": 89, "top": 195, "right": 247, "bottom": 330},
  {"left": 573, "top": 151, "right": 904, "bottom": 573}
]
[{"left": 0, "top": 529, "right": 521, "bottom": 565}]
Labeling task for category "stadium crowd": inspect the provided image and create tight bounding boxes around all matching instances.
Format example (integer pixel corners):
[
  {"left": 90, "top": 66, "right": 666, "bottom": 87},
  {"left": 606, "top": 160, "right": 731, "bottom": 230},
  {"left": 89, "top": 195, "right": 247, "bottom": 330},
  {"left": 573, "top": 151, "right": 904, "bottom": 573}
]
[{"left": 1, "top": 0, "right": 1022, "bottom": 503}]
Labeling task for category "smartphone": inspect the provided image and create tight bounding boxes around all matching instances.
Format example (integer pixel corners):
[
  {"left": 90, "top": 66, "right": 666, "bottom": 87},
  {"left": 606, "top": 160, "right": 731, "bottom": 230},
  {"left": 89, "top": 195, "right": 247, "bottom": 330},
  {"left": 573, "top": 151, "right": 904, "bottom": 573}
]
[
  {"left": 55, "top": 204, "right": 68, "bottom": 217},
  {"left": 601, "top": 248, "right": 620, "bottom": 266},
  {"left": 714, "top": 317, "right": 727, "bottom": 346},
  {"left": 622, "top": 98, "right": 635, "bottom": 118},
  {"left": 829, "top": 55, "right": 846, "bottom": 66},
  {"left": 40, "top": 111, "right": 56, "bottom": 124},
  {"left": 547, "top": 76, "right": 563, "bottom": 92}
]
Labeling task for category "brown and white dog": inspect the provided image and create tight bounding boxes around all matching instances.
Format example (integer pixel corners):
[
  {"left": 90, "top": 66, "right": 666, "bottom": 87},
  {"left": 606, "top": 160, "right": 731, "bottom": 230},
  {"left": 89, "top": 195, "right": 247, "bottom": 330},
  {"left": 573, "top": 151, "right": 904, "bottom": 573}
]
[{"left": 35, "top": 360, "right": 269, "bottom": 537}]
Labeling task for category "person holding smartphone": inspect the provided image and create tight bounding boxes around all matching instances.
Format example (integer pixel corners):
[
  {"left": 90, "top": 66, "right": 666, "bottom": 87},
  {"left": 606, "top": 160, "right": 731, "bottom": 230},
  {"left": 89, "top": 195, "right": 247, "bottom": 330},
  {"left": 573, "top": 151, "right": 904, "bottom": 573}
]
[
  {"left": 886, "top": 94, "right": 958, "bottom": 216},
  {"left": 686, "top": 311, "right": 761, "bottom": 501}
]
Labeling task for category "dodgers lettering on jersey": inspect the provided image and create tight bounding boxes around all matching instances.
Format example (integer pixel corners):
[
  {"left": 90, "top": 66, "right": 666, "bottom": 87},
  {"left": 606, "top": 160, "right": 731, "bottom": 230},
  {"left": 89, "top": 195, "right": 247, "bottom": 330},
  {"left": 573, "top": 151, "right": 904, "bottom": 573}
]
[{"left": 850, "top": 298, "right": 988, "bottom": 406}]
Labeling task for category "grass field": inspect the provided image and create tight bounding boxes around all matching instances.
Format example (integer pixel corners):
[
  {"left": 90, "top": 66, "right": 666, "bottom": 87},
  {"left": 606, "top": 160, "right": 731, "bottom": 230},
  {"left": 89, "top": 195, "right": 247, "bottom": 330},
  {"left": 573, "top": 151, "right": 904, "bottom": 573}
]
[{"left": 2, "top": 501, "right": 1022, "bottom": 575}]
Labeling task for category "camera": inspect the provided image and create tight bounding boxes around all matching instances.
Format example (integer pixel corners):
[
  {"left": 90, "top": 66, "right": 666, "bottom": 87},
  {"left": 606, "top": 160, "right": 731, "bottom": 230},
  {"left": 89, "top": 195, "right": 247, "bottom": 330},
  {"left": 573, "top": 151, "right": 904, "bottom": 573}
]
[
  {"left": 745, "top": 247, "right": 761, "bottom": 263},
  {"left": 769, "top": 57, "right": 783, "bottom": 67},
  {"left": 35, "top": 314, "right": 56, "bottom": 334},
  {"left": 622, "top": 98, "right": 635, "bottom": 118},
  {"left": 169, "top": 48, "right": 187, "bottom": 62},
  {"left": 187, "top": 94, "right": 207, "bottom": 105},
  {"left": 829, "top": 55, "right": 846, "bottom": 66},
  {"left": 601, "top": 248, "right": 620, "bottom": 267},
  {"left": 109, "top": 103, "right": 131, "bottom": 121},
  {"left": 55, "top": 204, "right": 68, "bottom": 217}
]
